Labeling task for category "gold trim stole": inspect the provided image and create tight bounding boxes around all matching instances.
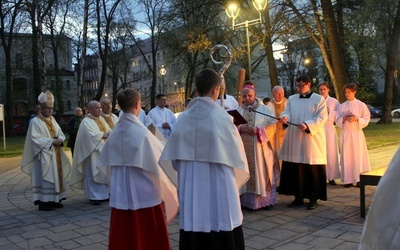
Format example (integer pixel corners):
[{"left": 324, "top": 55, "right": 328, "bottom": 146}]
[
  {"left": 37, "top": 115, "right": 64, "bottom": 193},
  {"left": 101, "top": 114, "right": 115, "bottom": 129},
  {"left": 88, "top": 114, "right": 108, "bottom": 140}
]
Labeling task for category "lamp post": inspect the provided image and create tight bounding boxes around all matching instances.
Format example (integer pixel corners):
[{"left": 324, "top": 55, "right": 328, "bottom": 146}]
[
  {"left": 159, "top": 64, "right": 167, "bottom": 93},
  {"left": 226, "top": 0, "right": 268, "bottom": 80}
]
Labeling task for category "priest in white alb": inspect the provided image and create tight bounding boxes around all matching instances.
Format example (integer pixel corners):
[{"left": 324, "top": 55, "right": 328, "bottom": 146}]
[
  {"left": 147, "top": 94, "right": 177, "bottom": 139},
  {"left": 21, "top": 90, "right": 71, "bottom": 211},
  {"left": 97, "top": 88, "right": 178, "bottom": 250},
  {"left": 100, "top": 97, "right": 118, "bottom": 129},
  {"left": 71, "top": 100, "right": 110, "bottom": 205}
]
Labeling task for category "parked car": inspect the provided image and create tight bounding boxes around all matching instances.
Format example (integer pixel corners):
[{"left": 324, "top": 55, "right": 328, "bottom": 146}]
[
  {"left": 367, "top": 105, "right": 382, "bottom": 118},
  {"left": 391, "top": 108, "right": 400, "bottom": 118}
]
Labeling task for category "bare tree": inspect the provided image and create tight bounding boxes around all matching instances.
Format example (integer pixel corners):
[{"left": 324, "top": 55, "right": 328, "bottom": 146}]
[
  {"left": 22, "top": 0, "right": 57, "bottom": 98},
  {"left": 44, "top": 0, "right": 75, "bottom": 117},
  {"left": 122, "top": 0, "right": 171, "bottom": 108},
  {"left": 284, "top": 0, "right": 348, "bottom": 102},
  {"left": 93, "top": 0, "right": 122, "bottom": 101},
  {"left": 378, "top": 0, "right": 400, "bottom": 123},
  {"left": 0, "top": 0, "right": 23, "bottom": 136}
]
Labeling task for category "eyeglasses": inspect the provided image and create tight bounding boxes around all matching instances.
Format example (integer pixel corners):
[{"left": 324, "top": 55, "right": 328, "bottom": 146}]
[{"left": 296, "top": 82, "right": 308, "bottom": 88}]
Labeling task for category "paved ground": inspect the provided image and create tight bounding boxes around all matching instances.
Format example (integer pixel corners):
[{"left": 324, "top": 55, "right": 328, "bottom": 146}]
[{"left": 0, "top": 143, "right": 398, "bottom": 250}]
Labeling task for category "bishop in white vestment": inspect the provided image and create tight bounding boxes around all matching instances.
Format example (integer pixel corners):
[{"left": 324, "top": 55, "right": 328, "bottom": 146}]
[
  {"left": 21, "top": 90, "right": 71, "bottom": 211},
  {"left": 237, "top": 84, "right": 280, "bottom": 210}
]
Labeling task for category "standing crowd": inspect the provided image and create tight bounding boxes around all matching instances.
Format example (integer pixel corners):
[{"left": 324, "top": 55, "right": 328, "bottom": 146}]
[{"left": 21, "top": 70, "right": 372, "bottom": 249}]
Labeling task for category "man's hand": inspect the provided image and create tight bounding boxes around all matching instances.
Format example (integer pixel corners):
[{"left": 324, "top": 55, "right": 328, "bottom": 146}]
[
  {"left": 162, "top": 122, "right": 170, "bottom": 129},
  {"left": 281, "top": 116, "right": 289, "bottom": 125},
  {"left": 52, "top": 138, "right": 63, "bottom": 146},
  {"left": 102, "top": 132, "right": 109, "bottom": 139}
]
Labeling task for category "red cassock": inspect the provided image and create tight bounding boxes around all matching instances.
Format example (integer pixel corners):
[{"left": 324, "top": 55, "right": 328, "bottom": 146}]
[{"left": 108, "top": 204, "right": 170, "bottom": 250}]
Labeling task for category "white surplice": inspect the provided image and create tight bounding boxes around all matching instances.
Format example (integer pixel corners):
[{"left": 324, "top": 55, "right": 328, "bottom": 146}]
[
  {"left": 359, "top": 148, "right": 400, "bottom": 250},
  {"left": 336, "top": 99, "right": 370, "bottom": 184},
  {"left": 159, "top": 97, "right": 249, "bottom": 232},
  {"left": 279, "top": 93, "right": 328, "bottom": 164},
  {"left": 147, "top": 106, "right": 177, "bottom": 139},
  {"left": 21, "top": 116, "right": 71, "bottom": 202},
  {"left": 324, "top": 96, "right": 341, "bottom": 180},
  {"left": 96, "top": 113, "right": 178, "bottom": 223},
  {"left": 70, "top": 116, "right": 110, "bottom": 200}
]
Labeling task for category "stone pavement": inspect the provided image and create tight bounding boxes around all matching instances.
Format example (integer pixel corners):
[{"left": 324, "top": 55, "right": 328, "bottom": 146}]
[{"left": 0, "top": 144, "right": 399, "bottom": 250}]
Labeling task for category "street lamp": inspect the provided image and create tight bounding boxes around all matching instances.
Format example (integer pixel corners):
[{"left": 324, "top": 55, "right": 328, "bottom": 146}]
[
  {"left": 226, "top": 0, "right": 268, "bottom": 80},
  {"left": 159, "top": 64, "right": 167, "bottom": 93}
]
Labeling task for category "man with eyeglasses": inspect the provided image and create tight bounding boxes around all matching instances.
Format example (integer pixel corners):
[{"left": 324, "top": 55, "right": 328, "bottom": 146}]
[
  {"left": 278, "top": 75, "right": 328, "bottom": 210},
  {"left": 147, "top": 94, "right": 177, "bottom": 139}
]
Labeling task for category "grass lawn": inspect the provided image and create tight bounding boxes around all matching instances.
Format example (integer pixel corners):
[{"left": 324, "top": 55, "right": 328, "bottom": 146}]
[{"left": 0, "top": 121, "right": 399, "bottom": 158}]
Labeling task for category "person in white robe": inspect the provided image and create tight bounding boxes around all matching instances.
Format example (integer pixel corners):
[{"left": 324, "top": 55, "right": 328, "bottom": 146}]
[
  {"left": 71, "top": 101, "right": 110, "bottom": 205},
  {"left": 318, "top": 82, "right": 341, "bottom": 185},
  {"left": 336, "top": 83, "right": 370, "bottom": 188},
  {"left": 147, "top": 94, "right": 177, "bottom": 139},
  {"left": 100, "top": 97, "right": 118, "bottom": 129},
  {"left": 215, "top": 93, "right": 239, "bottom": 110},
  {"left": 97, "top": 88, "right": 178, "bottom": 249},
  {"left": 21, "top": 90, "right": 71, "bottom": 211},
  {"left": 359, "top": 148, "right": 400, "bottom": 250},
  {"left": 267, "top": 85, "right": 288, "bottom": 188},
  {"left": 279, "top": 75, "right": 328, "bottom": 210},
  {"left": 159, "top": 68, "right": 249, "bottom": 249},
  {"left": 237, "top": 84, "right": 280, "bottom": 210}
]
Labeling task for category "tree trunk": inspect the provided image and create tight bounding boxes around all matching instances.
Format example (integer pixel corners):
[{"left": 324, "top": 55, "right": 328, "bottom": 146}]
[
  {"left": 321, "top": 0, "right": 347, "bottom": 102},
  {"left": 263, "top": 8, "right": 279, "bottom": 89},
  {"left": 378, "top": 0, "right": 400, "bottom": 124}
]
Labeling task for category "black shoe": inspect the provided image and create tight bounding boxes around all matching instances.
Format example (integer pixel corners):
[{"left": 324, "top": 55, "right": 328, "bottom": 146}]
[
  {"left": 51, "top": 202, "right": 64, "bottom": 208},
  {"left": 356, "top": 182, "right": 360, "bottom": 187},
  {"left": 328, "top": 180, "right": 337, "bottom": 186},
  {"left": 90, "top": 200, "right": 101, "bottom": 206},
  {"left": 38, "top": 202, "right": 55, "bottom": 211},
  {"left": 307, "top": 201, "right": 317, "bottom": 210},
  {"left": 344, "top": 183, "right": 353, "bottom": 188},
  {"left": 287, "top": 199, "right": 304, "bottom": 208},
  {"left": 263, "top": 205, "right": 273, "bottom": 210}
]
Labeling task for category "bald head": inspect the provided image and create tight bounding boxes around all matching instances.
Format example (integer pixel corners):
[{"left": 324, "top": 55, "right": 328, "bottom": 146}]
[
  {"left": 272, "top": 86, "right": 284, "bottom": 102},
  {"left": 88, "top": 101, "right": 101, "bottom": 117},
  {"left": 100, "top": 97, "right": 112, "bottom": 114}
]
